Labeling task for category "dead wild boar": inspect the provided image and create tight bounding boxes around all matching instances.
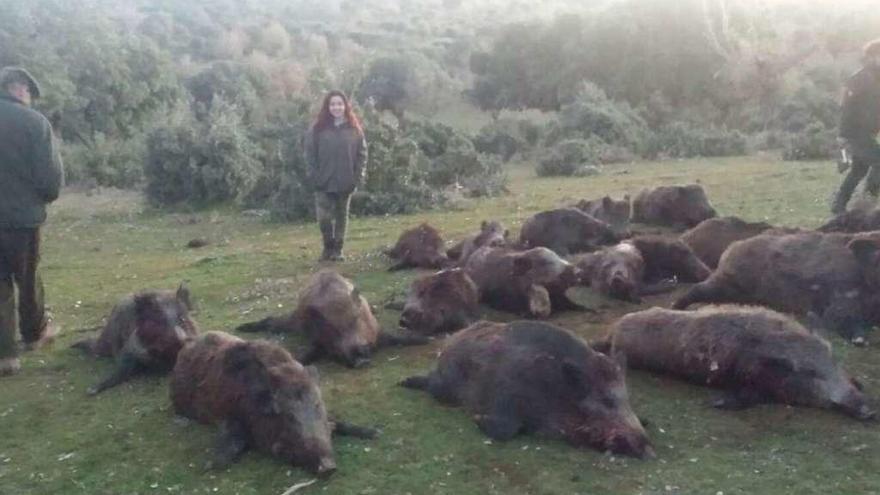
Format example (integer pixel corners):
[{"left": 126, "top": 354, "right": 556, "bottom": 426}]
[
  {"left": 237, "top": 270, "right": 427, "bottom": 368},
  {"left": 384, "top": 223, "right": 451, "bottom": 271},
  {"left": 72, "top": 284, "right": 198, "bottom": 395},
  {"left": 680, "top": 216, "right": 775, "bottom": 269},
  {"left": 399, "top": 268, "right": 480, "bottom": 335},
  {"left": 624, "top": 235, "right": 712, "bottom": 283},
  {"left": 576, "top": 243, "right": 646, "bottom": 303},
  {"left": 519, "top": 208, "right": 618, "bottom": 256},
  {"left": 401, "top": 320, "right": 654, "bottom": 458},
  {"left": 631, "top": 184, "right": 716, "bottom": 229},
  {"left": 465, "top": 246, "right": 585, "bottom": 318},
  {"left": 819, "top": 206, "right": 880, "bottom": 233},
  {"left": 673, "top": 231, "right": 880, "bottom": 344},
  {"left": 171, "top": 331, "right": 375, "bottom": 475},
  {"left": 575, "top": 195, "right": 631, "bottom": 235},
  {"left": 447, "top": 220, "right": 509, "bottom": 265},
  {"left": 602, "top": 306, "right": 874, "bottom": 419}
]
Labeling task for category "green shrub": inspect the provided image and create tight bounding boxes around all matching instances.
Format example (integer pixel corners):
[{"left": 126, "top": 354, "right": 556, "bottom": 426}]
[
  {"left": 62, "top": 134, "right": 145, "bottom": 188},
  {"left": 552, "top": 82, "right": 650, "bottom": 153},
  {"left": 144, "top": 99, "right": 263, "bottom": 206},
  {"left": 473, "top": 118, "right": 527, "bottom": 161},
  {"left": 782, "top": 122, "right": 836, "bottom": 161},
  {"left": 648, "top": 121, "right": 748, "bottom": 158},
  {"left": 536, "top": 138, "right": 601, "bottom": 177}
]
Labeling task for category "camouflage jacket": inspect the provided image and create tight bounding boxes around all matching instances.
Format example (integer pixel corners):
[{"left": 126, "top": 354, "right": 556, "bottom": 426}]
[{"left": 0, "top": 93, "right": 63, "bottom": 228}]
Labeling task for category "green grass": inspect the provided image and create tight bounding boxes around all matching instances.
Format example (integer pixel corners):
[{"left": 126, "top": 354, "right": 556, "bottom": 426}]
[{"left": 2, "top": 156, "right": 879, "bottom": 495}]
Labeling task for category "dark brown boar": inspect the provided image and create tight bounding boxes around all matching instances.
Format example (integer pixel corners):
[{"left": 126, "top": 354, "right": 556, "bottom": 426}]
[
  {"left": 680, "top": 216, "right": 775, "bottom": 268},
  {"left": 384, "top": 223, "right": 451, "bottom": 271},
  {"left": 399, "top": 268, "right": 480, "bottom": 335},
  {"left": 465, "top": 246, "right": 586, "bottom": 318},
  {"left": 519, "top": 208, "right": 618, "bottom": 256},
  {"left": 631, "top": 184, "right": 716, "bottom": 229},
  {"left": 171, "top": 332, "right": 375, "bottom": 475},
  {"left": 576, "top": 243, "right": 646, "bottom": 303},
  {"left": 72, "top": 284, "right": 198, "bottom": 395},
  {"left": 603, "top": 306, "right": 874, "bottom": 419},
  {"left": 237, "top": 270, "right": 427, "bottom": 368},
  {"left": 819, "top": 206, "right": 880, "bottom": 233},
  {"left": 447, "top": 220, "right": 509, "bottom": 265},
  {"left": 673, "top": 231, "right": 880, "bottom": 344},
  {"left": 575, "top": 195, "right": 631, "bottom": 235},
  {"left": 625, "top": 235, "right": 711, "bottom": 283},
  {"left": 401, "top": 320, "right": 654, "bottom": 458}
]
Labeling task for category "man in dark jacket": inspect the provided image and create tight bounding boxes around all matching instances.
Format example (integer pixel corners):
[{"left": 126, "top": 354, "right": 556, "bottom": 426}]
[
  {"left": 832, "top": 39, "right": 880, "bottom": 214},
  {"left": 0, "top": 67, "right": 64, "bottom": 376}
]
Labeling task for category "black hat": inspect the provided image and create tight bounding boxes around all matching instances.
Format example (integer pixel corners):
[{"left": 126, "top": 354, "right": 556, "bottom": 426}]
[{"left": 0, "top": 66, "right": 41, "bottom": 99}]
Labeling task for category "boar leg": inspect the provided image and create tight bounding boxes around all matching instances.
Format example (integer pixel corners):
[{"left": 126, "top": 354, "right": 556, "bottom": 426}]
[
  {"left": 377, "top": 331, "right": 430, "bottom": 348},
  {"left": 526, "top": 285, "right": 552, "bottom": 318},
  {"left": 388, "top": 261, "right": 411, "bottom": 271},
  {"left": 87, "top": 353, "right": 140, "bottom": 396},
  {"left": 400, "top": 374, "right": 459, "bottom": 404},
  {"left": 672, "top": 277, "right": 739, "bottom": 310},
  {"left": 476, "top": 396, "right": 523, "bottom": 441},
  {"left": 710, "top": 388, "right": 767, "bottom": 410},
  {"left": 331, "top": 420, "right": 378, "bottom": 439},
  {"left": 208, "top": 419, "right": 250, "bottom": 470},
  {"left": 400, "top": 374, "right": 430, "bottom": 390},
  {"left": 70, "top": 337, "right": 97, "bottom": 355},
  {"left": 549, "top": 290, "right": 594, "bottom": 313},
  {"left": 296, "top": 345, "right": 325, "bottom": 365}
]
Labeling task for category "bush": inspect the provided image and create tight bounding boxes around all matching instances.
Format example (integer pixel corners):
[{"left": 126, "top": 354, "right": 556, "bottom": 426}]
[
  {"left": 782, "top": 122, "right": 836, "bottom": 161},
  {"left": 62, "top": 134, "right": 145, "bottom": 188},
  {"left": 144, "top": 99, "right": 263, "bottom": 206},
  {"left": 536, "top": 139, "right": 601, "bottom": 177},
  {"left": 473, "top": 118, "right": 527, "bottom": 162},
  {"left": 551, "top": 82, "right": 651, "bottom": 153},
  {"left": 648, "top": 122, "right": 748, "bottom": 158}
]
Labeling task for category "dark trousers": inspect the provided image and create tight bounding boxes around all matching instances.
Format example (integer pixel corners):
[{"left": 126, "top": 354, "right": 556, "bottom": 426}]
[
  {"left": 834, "top": 141, "right": 880, "bottom": 212},
  {"left": 0, "top": 228, "right": 47, "bottom": 358},
  {"left": 315, "top": 191, "right": 352, "bottom": 248}
]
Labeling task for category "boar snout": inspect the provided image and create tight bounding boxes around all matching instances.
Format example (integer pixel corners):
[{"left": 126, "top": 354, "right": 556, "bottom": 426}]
[{"left": 315, "top": 456, "right": 337, "bottom": 478}]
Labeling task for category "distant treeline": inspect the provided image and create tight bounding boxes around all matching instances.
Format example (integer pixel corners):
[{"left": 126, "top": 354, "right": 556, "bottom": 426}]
[{"left": 1, "top": 0, "right": 877, "bottom": 216}]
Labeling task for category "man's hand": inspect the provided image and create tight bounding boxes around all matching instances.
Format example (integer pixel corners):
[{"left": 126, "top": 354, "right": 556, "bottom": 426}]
[{"left": 837, "top": 138, "right": 853, "bottom": 173}]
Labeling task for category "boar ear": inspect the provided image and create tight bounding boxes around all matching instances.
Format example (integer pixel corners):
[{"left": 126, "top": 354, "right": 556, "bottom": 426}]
[
  {"left": 849, "top": 238, "right": 880, "bottom": 265},
  {"left": 351, "top": 288, "right": 361, "bottom": 303},
  {"left": 305, "top": 365, "right": 320, "bottom": 382},
  {"left": 176, "top": 282, "right": 194, "bottom": 311},
  {"left": 503, "top": 229, "right": 510, "bottom": 239},
  {"left": 512, "top": 257, "right": 532, "bottom": 276},
  {"left": 623, "top": 194, "right": 630, "bottom": 202},
  {"left": 611, "top": 349, "right": 628, "bottom": 373},
  {"left": 481, "top": 220, "right": 488, "bottom": 230},
  {"left": 602, "top": 196, "right": 613, "bottom": 208}
]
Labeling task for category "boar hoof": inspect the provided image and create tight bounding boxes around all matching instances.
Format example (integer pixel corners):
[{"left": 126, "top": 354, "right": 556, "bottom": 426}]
[{"left": 850, "top": 336, "right": 868, "bottom": 347}]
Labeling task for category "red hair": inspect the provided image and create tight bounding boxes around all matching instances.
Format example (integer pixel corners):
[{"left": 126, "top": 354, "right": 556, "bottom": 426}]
[{"left": 311, "top": 90, "right": 363, "bottom": 138}]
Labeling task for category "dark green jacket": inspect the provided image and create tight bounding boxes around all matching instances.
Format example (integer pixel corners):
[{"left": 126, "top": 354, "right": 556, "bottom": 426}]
[
  {"left": 839, "top": 67, "right": 880, "bottom": 146},
  {"left": 0, "top": 93, "right": 64, "bottom": 228},
  {"left": 304, "top": 121, "right": 367, "bottom": 193}
]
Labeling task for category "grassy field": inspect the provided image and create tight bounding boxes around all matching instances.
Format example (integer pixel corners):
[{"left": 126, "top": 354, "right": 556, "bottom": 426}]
[{"left": 2, "top": 156, "right": 879, "bottom": 495}]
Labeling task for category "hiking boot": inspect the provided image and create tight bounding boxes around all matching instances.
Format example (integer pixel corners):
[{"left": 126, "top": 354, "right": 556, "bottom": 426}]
[
  {"left": 318, "top": 239, "right": 334, "bottom": 262},
  {"left": 23, "top": 318, "right": 60, "bottom": 352},
  {"left": 0, "top": 357, "right": 21, "bottom": 376},
  {"left": 329, "top": 239, "right": 345, "bottom": 262}
]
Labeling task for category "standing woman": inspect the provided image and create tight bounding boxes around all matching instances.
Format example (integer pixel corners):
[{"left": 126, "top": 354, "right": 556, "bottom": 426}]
[{"left": 305, "top": 90, "right": 367, "bottom": 262}]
